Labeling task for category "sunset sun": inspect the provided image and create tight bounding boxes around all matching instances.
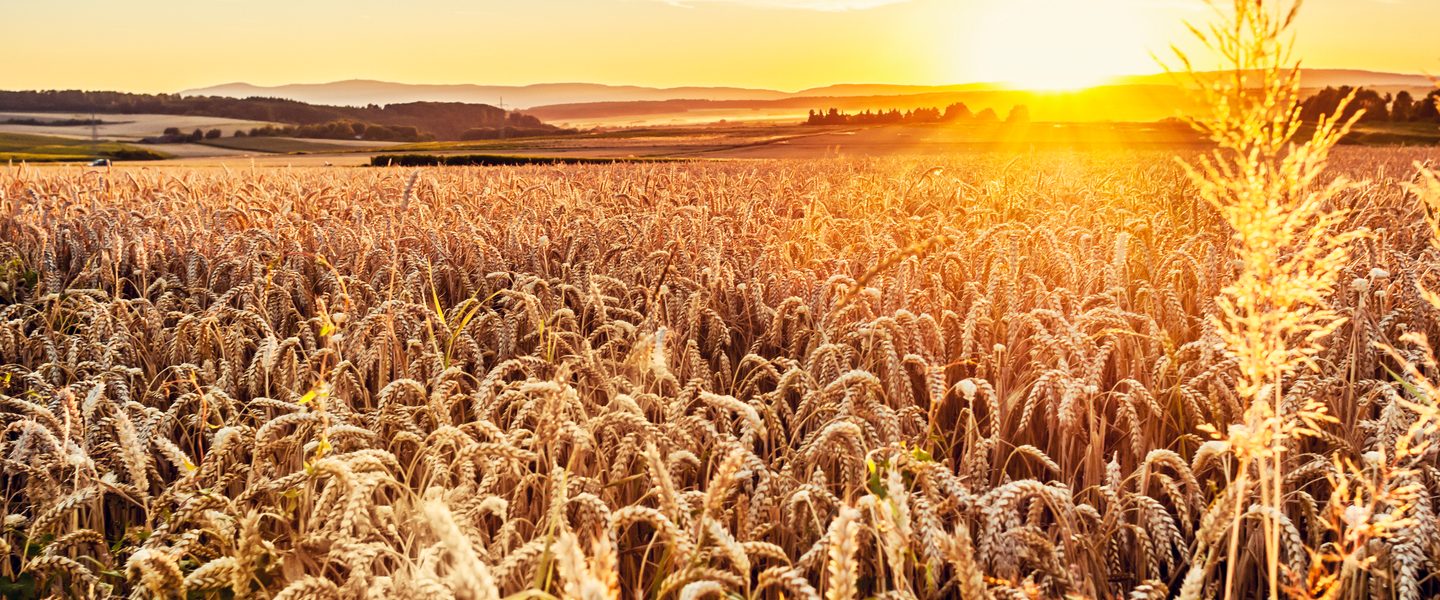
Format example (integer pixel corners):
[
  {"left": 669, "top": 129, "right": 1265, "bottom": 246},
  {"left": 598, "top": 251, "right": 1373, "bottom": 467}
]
[{"left": 966, "top": 0, "right": 1153, "bottom": 90}]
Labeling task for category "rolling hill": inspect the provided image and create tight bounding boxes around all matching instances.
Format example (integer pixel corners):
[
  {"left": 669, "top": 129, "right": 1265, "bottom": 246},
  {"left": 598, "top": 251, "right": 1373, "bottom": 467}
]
[
  {"left": 0, "top": 90, "right": 566, "bottom": 141},
  {"left": 183, "top": 81, "right": 793, "bottom": 109},
  {"left": 183, "top": 69, "right": 1433, "bottom": 112}
]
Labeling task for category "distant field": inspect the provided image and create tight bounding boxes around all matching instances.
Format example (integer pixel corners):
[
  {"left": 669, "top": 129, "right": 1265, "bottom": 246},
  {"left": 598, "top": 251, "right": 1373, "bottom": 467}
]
[
  {"left": 0, "top": 132, "right": 168, "bottom": 162},
  {"left": 201, "top": 136, "right": 403, "bottom": 154},
  {"left": 546, "top": 107, "right": 811, "bottom": 128},
  {"left": 8, "top": 117, "right": 1434, "bottom": 166},
  {"left": 371, "top": 122, "right": 1207, "bottom": 161},
  {"left": 369, "top": 153, "right": 693, "bottom": 166},
  {"left": 1342, "top": 121, "right": 1440, "bottom": 145},
  {"left": 0, "top": 112, "right": 278, "bottom": 141},
  {"left": 382, "top": 126, "right": 814, "bottom": 158},
  {"left": 354, "top": 120, "right": 1440, "bottom": 163}
]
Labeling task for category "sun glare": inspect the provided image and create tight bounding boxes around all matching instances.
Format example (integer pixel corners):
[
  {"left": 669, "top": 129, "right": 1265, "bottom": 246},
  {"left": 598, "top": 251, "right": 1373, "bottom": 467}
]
[{"left": 965, "top": 0, "right": 1153, "bottom": 91}]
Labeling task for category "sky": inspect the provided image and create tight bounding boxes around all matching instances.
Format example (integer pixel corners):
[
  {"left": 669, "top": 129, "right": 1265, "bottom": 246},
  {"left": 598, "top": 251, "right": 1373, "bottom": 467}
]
[{"left": 4, "top": 0, "right": 1438, "bottom": 93}]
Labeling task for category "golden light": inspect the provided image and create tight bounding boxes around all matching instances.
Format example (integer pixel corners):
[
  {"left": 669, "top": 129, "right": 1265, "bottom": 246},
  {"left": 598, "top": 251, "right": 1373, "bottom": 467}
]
[{"left": 964, "top": 0, "right": 1153, "bottom": 91}]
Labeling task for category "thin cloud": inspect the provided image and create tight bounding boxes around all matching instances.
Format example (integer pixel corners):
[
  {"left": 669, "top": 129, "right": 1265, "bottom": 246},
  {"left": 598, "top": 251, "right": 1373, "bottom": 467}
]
[{"left": 654, "top": 0, "right": 911, "bottom": 11}]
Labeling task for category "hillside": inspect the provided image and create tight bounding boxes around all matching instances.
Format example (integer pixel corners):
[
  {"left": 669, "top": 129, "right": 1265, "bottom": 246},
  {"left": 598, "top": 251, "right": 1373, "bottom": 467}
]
[
  {"left": 0, "top": 90, "right": 565, "bottom": 141},
  {"left": 182, "top": 80, "right": 793, "bottom": 109},
  {"left": 527, "top": 85, "right": 1205, "bottom": 125},
  {"left": 182, "top": 69, "right": 1434, "bottom": 112},
  {"left": 1117, "top": 68, "right": 1436, "bottom": 89}
]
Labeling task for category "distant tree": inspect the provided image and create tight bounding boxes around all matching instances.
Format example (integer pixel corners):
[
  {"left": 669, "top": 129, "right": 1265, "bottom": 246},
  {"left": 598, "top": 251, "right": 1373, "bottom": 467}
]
[
  {"left": 975, "top": 108, "right": 999, "bottom": 122},
  {"left": 1300, "top": 86, "right": 1342, "bottom": 121},
  {"left": 1392, "top": 90, "right": 1415, "bottom": 122},
  {"left": 1300, "top": 86, "right": 1389, "bottom": 122},
  {"left": 1415, "top": 90, "right": 1440, "bottom": 122},
  {"left": 205, "top": 128, "right": 222, "bottom": 139},
  {"left": 941, "top": 102, "right": 972, "bottom": 121},
  {"left": 188, "top": 129, "right": 204, "bottom": 142},
  {"left": 804, "top": 105, "right": 949, "bottom": 126},
  {"left": 1006, "top": 105, "right": 1031, "bottom": 124},
  {"left": 163, "top": 126, "right": 181, "bottom": 136},
  {"left": 1355, "top": 89, "right": 1390, "bottom": 122},
  {"left": 233, "top": 129, "right": 247, "bottom": 137}
]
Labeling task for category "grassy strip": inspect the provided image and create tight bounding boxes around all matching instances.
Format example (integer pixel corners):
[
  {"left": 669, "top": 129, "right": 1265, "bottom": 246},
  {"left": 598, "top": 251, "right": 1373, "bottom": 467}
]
[
  {"left": 0, "top": 132, "right": 169, "bottom": 161},
  {"left": 199, "top": 136, "right": 366, "bottom": 154},
  {"left": 0, "top": 153, "right": 94, "bottom": 163},
  {"left": 369, "top": 153, "right": 690, "bottom": 167}
]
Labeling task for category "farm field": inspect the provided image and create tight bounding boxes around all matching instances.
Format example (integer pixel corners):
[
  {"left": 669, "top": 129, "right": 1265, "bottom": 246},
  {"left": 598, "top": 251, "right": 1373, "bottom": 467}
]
[
  {"left": 0, "top": 112, "right": 277, "bottom": 142},
  {"left": 4, "top": 141, "right": 1440, "bottom": 598},
  {"left": 0, "top": 114, "right": 401, "bottom": 163},
  {"left": 8, "top": 0, "right": 1440, "bottom": 598},
  {"left": 15, "top": 118, "right": 1434, "bottom": 168},
  {"left": 0, "top": 132, "right": 168, "bottom": 162},
  {"left": 198, "top": 136, "right": 405, "bottom": 154}
]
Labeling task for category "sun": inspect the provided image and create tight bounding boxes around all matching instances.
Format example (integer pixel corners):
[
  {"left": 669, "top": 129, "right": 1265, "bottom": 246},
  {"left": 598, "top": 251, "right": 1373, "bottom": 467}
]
[{"left": 963, "top": 0, "right": 1154, "bottom": 91}]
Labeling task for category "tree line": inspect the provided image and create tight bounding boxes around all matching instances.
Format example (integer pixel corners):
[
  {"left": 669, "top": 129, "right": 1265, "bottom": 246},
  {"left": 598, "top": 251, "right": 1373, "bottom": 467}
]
[
  {"left": 0, "top": 90, "right": 566, "bottom": 141},
  {"left": 1300, "top": 86, "right": 1440, "bottom": 123},
  {"left": 805, "top": 102, "right": 1029, "bottom": 126},
  {"left": 144, "top": 120, "right": 428, "bottom": 144}
]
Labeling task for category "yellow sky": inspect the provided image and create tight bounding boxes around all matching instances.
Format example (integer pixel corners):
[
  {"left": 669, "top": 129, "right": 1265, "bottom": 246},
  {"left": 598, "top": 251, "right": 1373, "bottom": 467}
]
[{"left": 4, "top": 0, "right": 1438, "bottom": 93}]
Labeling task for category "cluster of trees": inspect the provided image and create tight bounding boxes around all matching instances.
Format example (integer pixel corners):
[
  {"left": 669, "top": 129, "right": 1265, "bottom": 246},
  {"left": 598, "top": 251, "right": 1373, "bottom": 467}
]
[
  {"left": 460, "top": 127, "right": 563, "bottom": 140},
  {"left": 239, "top": 120, "right": 426, "bottom": 142},
  {"left": 0, "top": 90, "right": 565, "bottom": 141},
  {"left": 142, "top": 127, "right": 222, "bottom": 143},
  {"left": 805, "top": 102, "right": 1029, "bottom": 126},
  {"left": 2, "top": 117, "right": 105, "bottom": 127},
  {"left": 460, "top": 113, "right": 571, "bottom": 140},
  {"left": 1300, "top": 86, "right": 1440, "bottom": 123}
]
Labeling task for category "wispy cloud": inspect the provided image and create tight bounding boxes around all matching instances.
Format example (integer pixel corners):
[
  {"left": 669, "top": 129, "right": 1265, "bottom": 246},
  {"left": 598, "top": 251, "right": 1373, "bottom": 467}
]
[{"left": 652, "top": 0, "right": 911, "bottom": 11}]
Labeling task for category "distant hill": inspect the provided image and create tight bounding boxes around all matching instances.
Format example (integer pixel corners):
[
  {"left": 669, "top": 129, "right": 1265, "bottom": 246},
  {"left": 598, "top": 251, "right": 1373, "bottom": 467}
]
[
  {"left": 1118, "top": 68, "right": 1436, "bottom": 90},
  {"left": 183, "top": 80, "right": 792, "bottom": 109},
  {"left": 182, "top": 80, "right": 1016, "bottom": 109},
  {"left": 526, "top": 85, "right": 1204, "bottom": 125},
  {"left": 0, "top": 90, "right": 565, "bottom": 141},
  {"left": 183, "top": 69, "right": 1432, "bottom": 111}
]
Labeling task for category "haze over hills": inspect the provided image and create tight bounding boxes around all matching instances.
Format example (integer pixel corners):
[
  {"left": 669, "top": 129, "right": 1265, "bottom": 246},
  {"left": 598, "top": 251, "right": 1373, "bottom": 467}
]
[
  {"left": 181, "top": 81, "right": 1017, "bottom": 109},
  {"left": 182, "top": 69, "right": 1432, "bottom": 111},
  {"left": 1117, "top": 68, "right": 1437, "bottom": 89},
  {"left": 526, "top": 84, "right": 1202, "bottom": 126},
  {"left": 183, "top": 81, "right": 793, "bottom": 109}
]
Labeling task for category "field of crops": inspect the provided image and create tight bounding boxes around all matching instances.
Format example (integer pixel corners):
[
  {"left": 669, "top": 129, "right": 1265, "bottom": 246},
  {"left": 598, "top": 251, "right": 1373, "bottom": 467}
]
[{"left": 1, "top": 140, "right": 1438, "bottom": 599}]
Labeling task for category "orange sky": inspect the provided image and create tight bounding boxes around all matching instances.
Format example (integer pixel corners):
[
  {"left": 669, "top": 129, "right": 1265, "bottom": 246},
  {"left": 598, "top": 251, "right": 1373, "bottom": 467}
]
[{"left": 5, "top": 0, "right": 1438, "bottom": 92}]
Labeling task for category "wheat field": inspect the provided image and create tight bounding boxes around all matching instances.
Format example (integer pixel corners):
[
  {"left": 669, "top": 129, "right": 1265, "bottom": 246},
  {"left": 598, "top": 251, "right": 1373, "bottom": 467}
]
[
  {"left": 5, "top": 1, "right": 1440, "bottom": 597},
  {"left": 0, "top": 143, "right": 1437, "bottom": 599}
]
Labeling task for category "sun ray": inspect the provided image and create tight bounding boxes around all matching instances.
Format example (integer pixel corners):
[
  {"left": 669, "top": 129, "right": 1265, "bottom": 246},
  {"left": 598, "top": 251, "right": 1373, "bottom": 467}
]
[{"left": 963, "top": 0, "right": 1154, "bottom": 91}]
